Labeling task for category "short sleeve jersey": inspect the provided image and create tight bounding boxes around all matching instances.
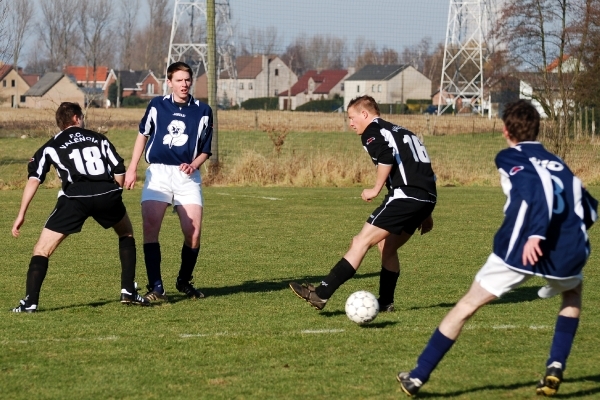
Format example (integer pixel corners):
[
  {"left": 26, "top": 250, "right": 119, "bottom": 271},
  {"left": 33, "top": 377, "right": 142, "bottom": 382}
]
[
  {"left": 28, "top": 126, "right": 125, "bottom": 196},
  {"left": 493, "top": 142, "right": 597, "bottom": 278},
  {"left": 139, "top": 94, "right": 213, "bottom": 165},
  {"left": 361, "top": 117, "right": 436, "bottom": 200}
]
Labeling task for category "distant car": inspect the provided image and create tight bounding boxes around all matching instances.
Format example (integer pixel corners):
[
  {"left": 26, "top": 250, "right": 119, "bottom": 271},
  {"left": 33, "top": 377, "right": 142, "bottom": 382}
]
[{"left": 423, "top": 105, "right": 438, "bottom": 115}]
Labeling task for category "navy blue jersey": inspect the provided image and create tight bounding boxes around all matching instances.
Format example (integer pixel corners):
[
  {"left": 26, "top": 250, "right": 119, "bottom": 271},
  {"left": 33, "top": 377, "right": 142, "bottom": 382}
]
[
  {"left": 493, "top": 142, "right": 597, "bottom": 278},
  {"left": 28, "top": 126, "right": 124, "bottom": 197},
  {"left": 139, "top": 94, "right": 213, "bottom": 165},
  {"left": 361, "top": 117, "right": 436, "bottom": 201}
]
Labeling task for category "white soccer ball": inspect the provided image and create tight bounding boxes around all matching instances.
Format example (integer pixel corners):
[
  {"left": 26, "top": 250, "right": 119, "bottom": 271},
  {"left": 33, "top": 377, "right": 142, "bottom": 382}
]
[{"left": 345, "top": 291, "right": 379, "bottom": 325}]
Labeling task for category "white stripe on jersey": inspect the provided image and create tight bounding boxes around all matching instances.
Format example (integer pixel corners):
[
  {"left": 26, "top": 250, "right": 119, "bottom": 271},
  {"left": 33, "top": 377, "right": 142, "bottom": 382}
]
[
  {"left": 144, "top": 107, "right": 158, "bottom": 162},
  {"left": 529, "top": 157, "right": 554, "bottom": 219},
  {"left": 379, "top": 128, "right": 407, "bottom": 185},
  {"left": 39, "top": 147, "right": 73, "bottom": 184},
  {"left": 505, "top": 200, "right": 528, "bottom": 260},
  {"left": 193, "top": 115, "right": 209, "bottom": 160}
]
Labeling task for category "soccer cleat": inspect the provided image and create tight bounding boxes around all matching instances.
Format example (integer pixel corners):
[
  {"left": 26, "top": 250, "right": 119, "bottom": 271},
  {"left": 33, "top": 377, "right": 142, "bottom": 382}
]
[
  {"left": 143, "top": 285, "right": 168, "bottom": 303},
  {"left": 11, "top": 299, "right": 37, "bottom": 313},
  {"left": 397, "top": 372, "right": 422, "bottom": 397},
  {"left": 536, "top": 362, "right": 563, "bottom": 396},
  {"left": 120, "top": 289, "right": 151, "bottom": 306},
  {"left": 289, "top": 282, "right": 328, "bottom": 310},
  {"left": 176, "top": 277, "right": 205, "bottom": 299},
  {"left": 378, "top": 300, "right": 395, "bottom": 312}
]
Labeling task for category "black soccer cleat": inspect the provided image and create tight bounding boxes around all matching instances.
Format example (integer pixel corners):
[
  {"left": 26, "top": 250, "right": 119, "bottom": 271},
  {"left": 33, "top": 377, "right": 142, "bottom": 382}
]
[
  {"left": 176, "top": 277, "right": 205, "bottom": 299},
  {"left": 536, "top": 362, "right": 563, "bottom": 396},
  {"left": 397, "top": 372, "right": 422, "bottom": 397},
  {"left": 11, "top": 299, "right": 37, "bottom": 313},
  {"left": 378, "top": 300, "right": 395, "bottom": 312},
  {"left": 289, "top": 282, "right": 328, "bottom": 310},
  {"left": 143, "top": 285, "right": 168, "bottom": 303},
  {"left": 120, "top": 290, "right": 151, "bottom": 306}
]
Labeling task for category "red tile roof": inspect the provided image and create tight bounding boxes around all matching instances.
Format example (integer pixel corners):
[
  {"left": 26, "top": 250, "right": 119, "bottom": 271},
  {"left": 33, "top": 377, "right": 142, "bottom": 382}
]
[
  {"left": 20, "top": 73, "right": 40, "bottom": 87},
  {"left": 279, "top": 69, "right": 347, "bottom": 96},
  {"left": 546, "top": 55, "right": 571, "bottom": 72},
  {"left": 0, "top": 64, "right": 12, "bottom": 80},
  {"left": 64, "top": 66, "right": 109, "bottom": 82}
]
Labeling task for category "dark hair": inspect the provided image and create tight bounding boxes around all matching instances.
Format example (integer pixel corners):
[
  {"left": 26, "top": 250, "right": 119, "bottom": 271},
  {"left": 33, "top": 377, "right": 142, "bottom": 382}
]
[
  {"left": 502, "top": 100, "right": 540, "bottom": 142},
  {"left": 167, "top": 61, "right": 193, "bottom": 81},
  {"left": 55, "top": 102, "right": 83, "bottom": 130},
  {"left": 347, "top": 95, "right": 380, "bottom": 115}
]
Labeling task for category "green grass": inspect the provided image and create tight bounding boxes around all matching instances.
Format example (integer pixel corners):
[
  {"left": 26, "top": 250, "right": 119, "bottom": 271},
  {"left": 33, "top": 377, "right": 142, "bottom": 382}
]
[{"left": 1, "top": 186, "right": 600, "bottom": 399}]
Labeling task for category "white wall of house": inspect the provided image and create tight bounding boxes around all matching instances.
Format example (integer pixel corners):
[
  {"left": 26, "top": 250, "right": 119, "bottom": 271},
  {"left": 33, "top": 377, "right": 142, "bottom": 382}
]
[
  {"left": 0, "top": 70, "right": 30, "bottom": 107},
  {"left": 25, "top": 77, "right": 85, "bottom": 109}
]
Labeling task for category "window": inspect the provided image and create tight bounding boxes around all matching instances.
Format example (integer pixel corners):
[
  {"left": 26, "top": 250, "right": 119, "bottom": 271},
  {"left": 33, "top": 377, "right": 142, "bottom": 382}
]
[
  {"left": 357, "top": 85, "right": 360, "bottom": 93},
  {"left": 147, "top": 83, "right": 154, "bottom": 94},
  {"left": 239, "top": 82, "right": 244, "bottom": 90},
  {"left": 274, "top": 89, "right": 279, "bottom": 95},
  {"left": 275, "top": 69, "right": 279, "bottom": 76},
  {"left": 249, "top": 82, "right": 253, "bottom": 90},
  {"left": 2, "top": 80, "right": 5, "bottom": 87},
  {"left": 341, "top": 83, "right": 344, "bottom": 91},
  {"left": 20, "top": 95, "right": 26, "bottom": 103},
  {"left": 378, "top": 84, "right": 382, "bottom": 93},
  {"left": 11, "top": 80, "right": 16, "bottom": 87},
  {"left": 372, "top": 84, "right": 376, "bottom": 92}
]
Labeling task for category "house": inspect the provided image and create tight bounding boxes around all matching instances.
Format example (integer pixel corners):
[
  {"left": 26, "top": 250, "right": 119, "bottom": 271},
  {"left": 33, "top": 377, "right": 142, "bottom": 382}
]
[
  {"left": 343, "top": 64, "right": 432, "bottom": 110},
  {"left": 217, "top": 55, "right": 297, "bottom": 107},
  {"left": 104, "top": 69, "right": 161, "bottom": 102},
  {"left": 277, "top": 69, "right": 352, "bottom": 111},
  {"left": 546, "top": 55, "right": 582, "bottom": 74},
  {"left": 64, "top": 65, "right": 109, "bottom": 88},
  {"left": 0, "top": 63, "right": 32, "bottom": 108},
  {"left": 23, "top": 72, "right": 85, "bottom": 109}
]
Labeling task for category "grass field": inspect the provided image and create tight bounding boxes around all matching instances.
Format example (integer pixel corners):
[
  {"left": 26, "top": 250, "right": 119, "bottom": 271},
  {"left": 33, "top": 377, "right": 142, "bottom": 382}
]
[{"left": 2, "top": 186, "right": 600, "bottom": 399}]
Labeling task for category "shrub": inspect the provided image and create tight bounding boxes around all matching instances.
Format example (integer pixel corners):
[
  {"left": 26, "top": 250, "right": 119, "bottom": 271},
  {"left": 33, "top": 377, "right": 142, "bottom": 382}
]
[
  {"left": 295, "top": 98, "right": 343, "bottom": 112},
  {"left": 241, "top": 97, "right": 279, "bottom": 110}
]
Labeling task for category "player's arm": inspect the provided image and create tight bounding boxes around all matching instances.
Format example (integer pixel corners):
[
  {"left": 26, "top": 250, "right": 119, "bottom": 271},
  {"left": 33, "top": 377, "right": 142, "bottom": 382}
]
[
  {"left": 124, "top": 134, "right": 148, "bottom": 189},
  {"left": 114, "top": 174, "right": 125, "bottom": 187},
  {"left": 361, "top": 163, "right": 392, "bottom": 202},
  {"left": 418, "top": 214, "right": 434, "bottom": 235},
  {"left": 12, "top": 178, "right": 41, "bottom": 238}
]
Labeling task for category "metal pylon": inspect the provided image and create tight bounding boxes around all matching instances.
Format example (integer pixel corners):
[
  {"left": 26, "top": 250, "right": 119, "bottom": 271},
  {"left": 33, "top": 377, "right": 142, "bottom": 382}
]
[
  {"left": 438, "top": 0, "right": 492, "bottom": 115},
  {"left": 164, "top": 0, "right": 235, "bottom": 95}
]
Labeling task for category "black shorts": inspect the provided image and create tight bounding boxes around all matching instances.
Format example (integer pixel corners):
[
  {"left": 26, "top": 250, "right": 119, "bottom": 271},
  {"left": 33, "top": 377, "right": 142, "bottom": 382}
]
[
  {"left": 367, "top": 191, "right": 436, "bottom": 236},
  {"left": 45, "top": 190, "right": 127, "bottom": 235}
]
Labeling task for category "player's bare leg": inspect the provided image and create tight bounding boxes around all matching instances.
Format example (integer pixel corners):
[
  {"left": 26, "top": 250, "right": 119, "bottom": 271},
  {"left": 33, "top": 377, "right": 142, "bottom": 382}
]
[
  {"left": 141, "top": 201, "right": 169, "bottom": 301},
  {"left": 537, "top": 283, "right": 582, "bottom": 396},
  {"left": 174, "top": 204, "right": 205, "bottom": 298},
  {"left": 377, "top": 232, "right": 411, "bottom": 311}
]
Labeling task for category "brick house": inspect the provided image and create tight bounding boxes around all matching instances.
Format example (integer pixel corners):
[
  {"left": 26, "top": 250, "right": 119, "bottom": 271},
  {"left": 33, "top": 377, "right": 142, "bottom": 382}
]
[
  {"left": 278, "top": 69, "right": 352, "bottom": 110},
  {"left": 104, "top": 69, "right": 161, "bottom": 102}
]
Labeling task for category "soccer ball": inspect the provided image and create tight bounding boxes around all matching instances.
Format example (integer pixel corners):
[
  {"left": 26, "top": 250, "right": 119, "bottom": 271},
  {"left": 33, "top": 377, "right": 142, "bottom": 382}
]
[{"left": 345, "top": 291, "right": 379, "bottom": 325}]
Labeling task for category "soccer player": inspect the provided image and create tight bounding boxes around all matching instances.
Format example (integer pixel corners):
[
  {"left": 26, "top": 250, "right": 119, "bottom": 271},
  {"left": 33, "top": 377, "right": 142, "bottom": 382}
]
[
  {"left": 397, "top": 100, "right": 598, "bottom": 397},
  {"left": 289, "top": 95, "right": 436, "bottom": 311},
  {"left": 11, "top": 102, "right": 149, "bottom": 312},
  {"left": 124, "top": 62, "right": 213, "bottom": 303}
]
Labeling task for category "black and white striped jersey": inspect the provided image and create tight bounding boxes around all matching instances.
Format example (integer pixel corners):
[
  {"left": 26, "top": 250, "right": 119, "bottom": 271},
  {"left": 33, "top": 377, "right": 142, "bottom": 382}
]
[
  {"left": 27, "top": 126, "right": 125, "bottom": 197},
  {"left": 361, "top": 117, "right": 436, "bottom": 201}
]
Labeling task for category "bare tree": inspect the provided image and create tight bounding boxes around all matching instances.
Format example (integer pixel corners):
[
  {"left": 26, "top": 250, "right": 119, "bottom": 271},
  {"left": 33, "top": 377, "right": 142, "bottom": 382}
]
[
  {"left": 285, "top": 34, "right": 347, "bottom": 72},
  {"left": 9, "top": 0, "right": 34, "bottom": 69},
  {"left": 0, "top": 0, "right": 11, "bottom": 62},
  {"left": 239, "top": 26, "right": 282, "bottom": 56},
  {"left": 117, "top": 0, "right": 140, "bottom": 70},
  {"left": 497, "top": 0, "right": 592, "bottom": 155},
  {"left": 144, "top": 0, "right": 171, "bottom": 75},
  {"left": 38, "top": 0, "right": 80, "bottom": 71},
  {"left": 573, "top": 1, "right": 600, "bottom": 107}
]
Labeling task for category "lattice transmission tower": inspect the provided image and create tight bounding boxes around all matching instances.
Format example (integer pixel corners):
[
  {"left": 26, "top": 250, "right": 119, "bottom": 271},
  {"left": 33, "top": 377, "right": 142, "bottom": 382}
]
[
  {"left": 164, "top": 0, "right": 236, "bottom": 95},
  {"left": 438, "top": 0, "right": 494, "bottom": 115}
]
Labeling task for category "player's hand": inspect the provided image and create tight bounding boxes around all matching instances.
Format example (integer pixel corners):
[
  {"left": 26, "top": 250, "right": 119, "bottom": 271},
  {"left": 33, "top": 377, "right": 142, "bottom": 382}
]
[
  {"left": 12, "top": 215, "right": 25, "bottom": 238},
  {"left": 419, "top": 215, "right": 433, "bottom": 235},
  {"left": 361, "top": 188, "right": 379, "bottom": 202},
  {"left": 124, "top": 169, "right": 137, "bottom": 190},
  {"left": 522, "top": 237, "right": 543, "bottom": 266},
  {"left": 179, "top": 163, "right": 197, "bottom": 175}
]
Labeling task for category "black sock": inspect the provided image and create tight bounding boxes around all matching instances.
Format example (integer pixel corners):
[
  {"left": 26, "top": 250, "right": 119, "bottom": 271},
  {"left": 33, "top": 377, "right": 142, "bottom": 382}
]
[
  {"left": 378, "top": 266, "right": 400, "bottom": 306},
  {"left": 119, "top": 236, "right": 136, "bottom": 293},
  {"left": 178, "top": 244, "right": 199, "bottom": 282},
  {"left": 25, "top": 255, "right": 49, "bottom": 305},
  {"left": 144, "top": 242, "right": 163, "bottom": 290},
  {"left": 315, "top": 258, "right": 356, "bottom": 299}
]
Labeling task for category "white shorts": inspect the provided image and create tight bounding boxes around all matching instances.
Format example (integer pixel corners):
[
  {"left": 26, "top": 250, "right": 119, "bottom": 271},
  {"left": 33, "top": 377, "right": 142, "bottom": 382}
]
[
  {"left": 141, "top": 164, "right": 204, "bottom": 206},
  {"left": 475, "top": 253, "right": 582, "bottom": 298}
]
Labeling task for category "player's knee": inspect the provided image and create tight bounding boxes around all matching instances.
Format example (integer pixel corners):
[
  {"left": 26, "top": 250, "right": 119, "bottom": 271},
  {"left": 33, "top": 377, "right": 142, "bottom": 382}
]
[{"left": 119, "top": 236, "right": 135, "bottom": 249}]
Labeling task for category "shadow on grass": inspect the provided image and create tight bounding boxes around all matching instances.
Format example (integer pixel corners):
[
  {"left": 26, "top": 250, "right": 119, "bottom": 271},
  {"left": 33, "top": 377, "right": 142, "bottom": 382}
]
[
  {"left": 200, "top": 271, "right": 379, "bottom": 299},
  {"left": 42, "top": 299, "right": 115, "bottom": 312},
  {"left": 407, "top": 286, "right": 542, "bottom": 311},
  {"left": 415, "top": 374, "right": 600, "bottom": 398}
]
